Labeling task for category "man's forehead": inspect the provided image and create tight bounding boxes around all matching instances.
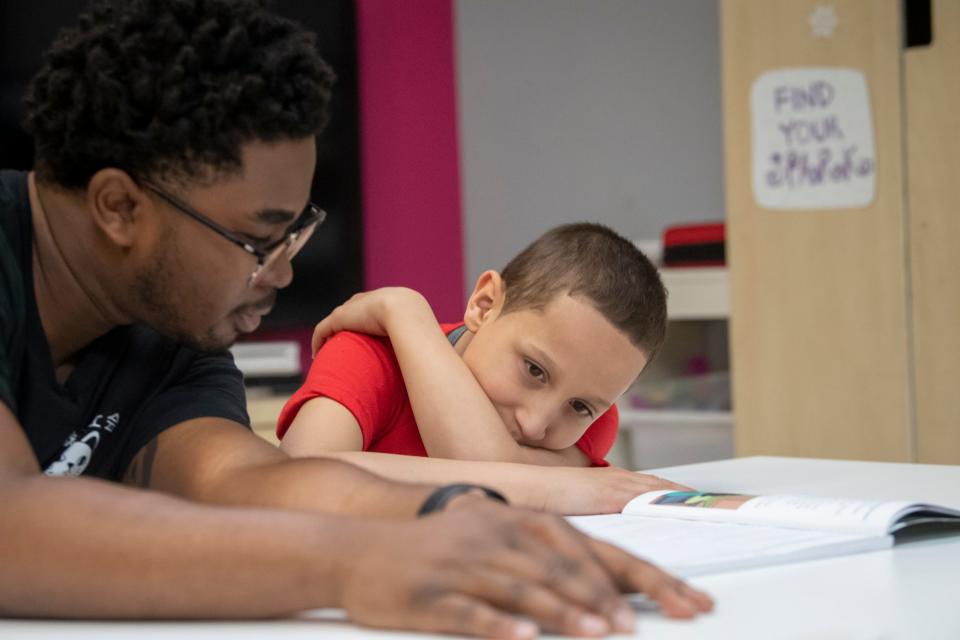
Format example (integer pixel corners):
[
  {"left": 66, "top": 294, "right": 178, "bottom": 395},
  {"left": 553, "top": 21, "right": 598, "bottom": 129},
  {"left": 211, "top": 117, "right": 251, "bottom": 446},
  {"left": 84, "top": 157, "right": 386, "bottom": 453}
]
[{"left": 230, "top": 138, "right": 317, "bottom": 217}]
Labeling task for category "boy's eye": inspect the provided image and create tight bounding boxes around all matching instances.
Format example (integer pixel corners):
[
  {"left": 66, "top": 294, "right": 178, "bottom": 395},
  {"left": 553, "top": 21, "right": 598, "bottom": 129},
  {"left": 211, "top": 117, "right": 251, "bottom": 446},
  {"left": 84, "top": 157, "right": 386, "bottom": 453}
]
[
  {"left": 525, "top": 360, "right": 547, "bottom": 383},
  {"left": 570, "top": 400, "right": 594, "bottom": 419}
]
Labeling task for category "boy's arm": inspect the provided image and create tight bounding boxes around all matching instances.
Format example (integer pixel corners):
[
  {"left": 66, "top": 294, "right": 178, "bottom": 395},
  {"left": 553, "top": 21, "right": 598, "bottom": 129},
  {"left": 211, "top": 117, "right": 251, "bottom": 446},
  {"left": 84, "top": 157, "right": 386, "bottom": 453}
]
[
  {"left": 311, "top": 288, "right": 592, "bottom": 466},
  {"left": 280, "top": 397, "right": 364, "bottom": 455},
  {"left": 325, "top": 449, "right": 689, "bottom": 515},
  {"left": 280, "top": 395, "right": 682, "bottom": 514}
]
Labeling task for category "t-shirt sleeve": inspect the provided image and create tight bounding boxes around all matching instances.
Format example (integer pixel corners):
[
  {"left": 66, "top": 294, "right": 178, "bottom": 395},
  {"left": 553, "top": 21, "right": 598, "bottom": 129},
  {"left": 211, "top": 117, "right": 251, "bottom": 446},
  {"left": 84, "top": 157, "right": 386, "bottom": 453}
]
[
  {"left": 0, "top": 228, "right": 24, "bottom": 414},
  {"left": 574, "top": 404, "right": 620, "bottom": 467},
  {"left": 118, "top": 349, "right": 250, "bottom": 474},
  {"left": 275, "top": 331, "right": 404, "bottom": 449}
]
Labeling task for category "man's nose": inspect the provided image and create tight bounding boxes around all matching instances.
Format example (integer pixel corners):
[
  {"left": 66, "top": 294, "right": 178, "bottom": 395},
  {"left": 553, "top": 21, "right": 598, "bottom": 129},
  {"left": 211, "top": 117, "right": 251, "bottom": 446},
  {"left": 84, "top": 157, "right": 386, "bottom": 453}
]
[{"left": 261, "top": 254, "right": 295, "bottom": 290}]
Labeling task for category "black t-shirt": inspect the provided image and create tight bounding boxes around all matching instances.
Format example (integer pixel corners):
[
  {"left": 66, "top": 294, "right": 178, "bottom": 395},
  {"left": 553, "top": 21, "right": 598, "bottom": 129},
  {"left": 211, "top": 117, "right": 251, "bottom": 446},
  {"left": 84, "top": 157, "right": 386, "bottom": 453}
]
[{"left": 0, "top": 170, "right": 250, "bottom": 480}]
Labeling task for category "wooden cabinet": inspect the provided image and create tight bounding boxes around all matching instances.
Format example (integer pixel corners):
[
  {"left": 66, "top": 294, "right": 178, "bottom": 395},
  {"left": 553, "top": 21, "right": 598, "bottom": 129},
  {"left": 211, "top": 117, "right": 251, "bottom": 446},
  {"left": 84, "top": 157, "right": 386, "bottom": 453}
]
[
  {"left": 904, "top": 1, "right": 960, "bottom": 464},
  {"left": 722, "top": 0, "right": 958, "bottom": 463}
]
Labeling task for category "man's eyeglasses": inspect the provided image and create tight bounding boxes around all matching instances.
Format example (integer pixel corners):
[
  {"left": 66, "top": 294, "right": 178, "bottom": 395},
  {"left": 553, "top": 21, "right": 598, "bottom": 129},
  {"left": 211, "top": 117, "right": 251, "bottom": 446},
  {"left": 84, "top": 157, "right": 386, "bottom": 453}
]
[{"left": 143, "top": 183, "right": 326, "bottom": 288}]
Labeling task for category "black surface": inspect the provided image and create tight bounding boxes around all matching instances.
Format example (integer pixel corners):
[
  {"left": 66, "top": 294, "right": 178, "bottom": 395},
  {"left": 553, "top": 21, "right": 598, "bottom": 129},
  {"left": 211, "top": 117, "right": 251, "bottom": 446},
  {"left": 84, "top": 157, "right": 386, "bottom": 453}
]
[{"left": 905, "top": 0, "right": 933, "bottom": 48}]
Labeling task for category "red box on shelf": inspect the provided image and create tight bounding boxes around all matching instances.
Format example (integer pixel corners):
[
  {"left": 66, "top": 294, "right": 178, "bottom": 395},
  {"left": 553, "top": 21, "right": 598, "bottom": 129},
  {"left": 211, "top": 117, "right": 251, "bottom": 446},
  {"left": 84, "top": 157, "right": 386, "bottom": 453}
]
[{"left": 662, "top": 222, "right": 726, "bottom": 267}]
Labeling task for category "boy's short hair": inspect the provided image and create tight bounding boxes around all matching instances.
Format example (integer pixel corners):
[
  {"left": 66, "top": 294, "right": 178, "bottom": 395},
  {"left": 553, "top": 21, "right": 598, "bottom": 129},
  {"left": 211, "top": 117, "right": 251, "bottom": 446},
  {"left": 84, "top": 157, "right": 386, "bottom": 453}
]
[
  {"left": 500, "top": 222, "right": 667, "bottom": 358},
  {"left": 25, "top": 0, "right": 335, "bottom": 189}
]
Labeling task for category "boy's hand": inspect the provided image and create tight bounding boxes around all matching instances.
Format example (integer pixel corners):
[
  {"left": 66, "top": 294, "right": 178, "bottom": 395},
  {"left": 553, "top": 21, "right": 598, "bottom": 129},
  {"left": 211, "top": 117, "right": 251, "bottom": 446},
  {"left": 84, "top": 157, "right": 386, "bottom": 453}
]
[
  {"left": 541, "top": 467, "right": 693, "bottom": 515},
  {"left": 312, "top": 287, "right": 435, "bottom": 355},
  {"left": 338, "top": 499, "right": 713, "bottom": 638}
]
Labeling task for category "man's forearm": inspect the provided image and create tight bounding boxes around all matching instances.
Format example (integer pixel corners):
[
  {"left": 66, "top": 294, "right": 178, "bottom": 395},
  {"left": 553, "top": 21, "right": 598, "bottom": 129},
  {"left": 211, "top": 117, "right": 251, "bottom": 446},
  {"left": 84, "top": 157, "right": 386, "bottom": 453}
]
[
  {"left": 182, "top": 454, "right": 434, "bottom": 517},
  {"left": 138, "top": 420, "right": 435, "bottom": 518},
  {"left": 0, "top": 474, "right": 357, "bottom": 618},
  {"left": 210, "top": 456, "right": 437, "bottom": 516}
]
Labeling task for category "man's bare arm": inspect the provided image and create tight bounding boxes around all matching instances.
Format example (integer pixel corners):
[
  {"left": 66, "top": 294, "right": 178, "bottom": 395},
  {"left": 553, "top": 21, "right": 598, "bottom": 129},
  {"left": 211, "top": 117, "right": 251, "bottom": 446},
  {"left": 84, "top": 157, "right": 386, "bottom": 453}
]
[{"left": 0, "top": 401, "right": 351, "bottom": 618}]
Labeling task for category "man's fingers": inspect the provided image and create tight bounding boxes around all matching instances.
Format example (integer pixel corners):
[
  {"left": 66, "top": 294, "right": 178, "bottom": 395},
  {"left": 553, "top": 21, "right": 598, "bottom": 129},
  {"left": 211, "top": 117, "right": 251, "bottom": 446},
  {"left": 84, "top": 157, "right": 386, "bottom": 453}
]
[
  {"left": 396, "top": 592, "right": 539, "bottom": 640},
  {"left": 479, "top": 552, "right": 621, "bottom": 636},
  {"left": 652, "top": 579, "right": 716, "bottom": 619},
  {"left": 587, "top": 538, "right": 714, "bottom": 619},
  {"left": 513, "top": 516, "right": 633, "bottom": 624}
]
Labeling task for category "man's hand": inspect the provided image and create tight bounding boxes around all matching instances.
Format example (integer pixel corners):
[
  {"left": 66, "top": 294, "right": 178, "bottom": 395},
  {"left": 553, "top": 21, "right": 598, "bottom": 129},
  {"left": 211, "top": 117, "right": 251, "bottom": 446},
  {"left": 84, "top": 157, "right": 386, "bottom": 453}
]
[
  {"left": 338, "top": 499, "right": 713, "bottom": 638},
  {"left": 540, "top": 466, "right": 693, "bottom": 515},
  {"left": 312, "top": 287, "right": 433, "bottom": 355}
]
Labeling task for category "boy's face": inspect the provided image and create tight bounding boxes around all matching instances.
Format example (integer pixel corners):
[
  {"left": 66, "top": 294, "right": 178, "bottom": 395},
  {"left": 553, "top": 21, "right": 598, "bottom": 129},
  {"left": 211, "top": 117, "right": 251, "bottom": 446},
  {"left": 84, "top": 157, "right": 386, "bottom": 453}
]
[{"left": 459, "top": 278, "right": 648, "bottom": 451}]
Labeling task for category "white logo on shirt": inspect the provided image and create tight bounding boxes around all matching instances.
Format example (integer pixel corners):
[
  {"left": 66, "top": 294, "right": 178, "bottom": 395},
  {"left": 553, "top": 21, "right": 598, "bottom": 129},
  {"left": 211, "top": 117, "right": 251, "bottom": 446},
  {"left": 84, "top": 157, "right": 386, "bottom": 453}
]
[{"left": 44, "top": 413, "right": 120, "bottom": 477}]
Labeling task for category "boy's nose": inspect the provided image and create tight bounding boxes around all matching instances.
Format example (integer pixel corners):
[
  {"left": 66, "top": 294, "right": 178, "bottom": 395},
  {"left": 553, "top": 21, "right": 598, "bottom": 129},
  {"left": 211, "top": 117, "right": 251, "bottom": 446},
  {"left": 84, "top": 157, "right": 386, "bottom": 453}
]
[{"left": 515, "top": 406, "right": 551, "bottom": 442}]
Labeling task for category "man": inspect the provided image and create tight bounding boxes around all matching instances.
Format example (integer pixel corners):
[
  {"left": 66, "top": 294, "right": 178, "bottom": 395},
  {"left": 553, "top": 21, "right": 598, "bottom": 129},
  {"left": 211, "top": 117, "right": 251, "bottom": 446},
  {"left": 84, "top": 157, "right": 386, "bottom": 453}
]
[{"left": 0, "top": 0, "right": 712, "bottom": 637}]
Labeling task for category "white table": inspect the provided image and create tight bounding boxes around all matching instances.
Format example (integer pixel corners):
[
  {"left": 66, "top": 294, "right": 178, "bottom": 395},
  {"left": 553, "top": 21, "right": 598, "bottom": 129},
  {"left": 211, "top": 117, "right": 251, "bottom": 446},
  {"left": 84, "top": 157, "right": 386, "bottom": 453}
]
[{"left": 4, "top": 456, "right": 959, "bottom": 639}]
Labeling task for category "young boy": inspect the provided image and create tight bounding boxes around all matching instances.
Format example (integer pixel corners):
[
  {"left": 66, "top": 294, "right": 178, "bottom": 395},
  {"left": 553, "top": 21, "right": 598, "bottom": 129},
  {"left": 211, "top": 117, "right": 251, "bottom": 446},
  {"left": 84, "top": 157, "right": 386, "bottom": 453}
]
[{"left": 278, "top": 223, "right": 686, "bottom": 513}]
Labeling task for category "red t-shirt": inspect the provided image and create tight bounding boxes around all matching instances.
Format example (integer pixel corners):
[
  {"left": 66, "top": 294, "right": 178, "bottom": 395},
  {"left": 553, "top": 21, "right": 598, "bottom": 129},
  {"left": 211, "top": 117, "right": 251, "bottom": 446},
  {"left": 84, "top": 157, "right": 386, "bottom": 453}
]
[{"left": 276, "top": 324, "right": 618, "bottom": 466}]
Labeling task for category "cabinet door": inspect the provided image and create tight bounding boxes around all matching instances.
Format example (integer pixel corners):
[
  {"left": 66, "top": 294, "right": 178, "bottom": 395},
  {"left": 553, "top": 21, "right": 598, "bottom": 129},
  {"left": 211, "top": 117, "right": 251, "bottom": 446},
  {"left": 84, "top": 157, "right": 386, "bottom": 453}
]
[
  {"left": 722, "top": 0, "right": 913, "bottom": 460},
  {"left": 905, "top": 0, "right": 960, "bottom": 464}
]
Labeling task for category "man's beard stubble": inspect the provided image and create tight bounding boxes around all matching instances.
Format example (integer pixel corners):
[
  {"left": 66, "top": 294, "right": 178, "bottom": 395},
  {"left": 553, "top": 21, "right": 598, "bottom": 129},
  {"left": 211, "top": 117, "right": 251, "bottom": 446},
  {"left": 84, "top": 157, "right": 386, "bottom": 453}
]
[{"left": 132, "top": 237, "right": 231, "bottom": 352}]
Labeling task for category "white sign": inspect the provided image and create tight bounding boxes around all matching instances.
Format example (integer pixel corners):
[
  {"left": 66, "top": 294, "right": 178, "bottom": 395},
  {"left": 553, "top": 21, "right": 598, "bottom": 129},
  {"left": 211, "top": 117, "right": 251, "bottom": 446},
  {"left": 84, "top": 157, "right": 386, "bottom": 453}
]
[{"left": 751, "top": 68, "right": 876, "bottom": 210}]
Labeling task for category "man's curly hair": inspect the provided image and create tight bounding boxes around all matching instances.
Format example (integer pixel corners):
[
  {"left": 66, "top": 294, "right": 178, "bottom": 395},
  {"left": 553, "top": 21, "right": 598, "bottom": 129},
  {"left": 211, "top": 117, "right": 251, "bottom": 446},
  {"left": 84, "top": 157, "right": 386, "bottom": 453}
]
[{"left": 24, "top": 0, "right": 335, "bottom": 189}]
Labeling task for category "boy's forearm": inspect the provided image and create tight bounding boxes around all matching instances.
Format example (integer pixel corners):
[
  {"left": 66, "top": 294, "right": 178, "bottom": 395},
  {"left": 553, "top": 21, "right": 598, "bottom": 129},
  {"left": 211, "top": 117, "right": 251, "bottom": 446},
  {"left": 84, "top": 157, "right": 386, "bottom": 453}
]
[
  {"left": 326, "top": 452, "right": 686, "bottom": 516},
  {"left": 383, "top": 299, "right": 526, "bottom": 461},
  {"left": 0, "top": 474, "right": 354, "bottom": 618},
  {"left": 327, "top": 450, "right": 551, "bottom": 510}
]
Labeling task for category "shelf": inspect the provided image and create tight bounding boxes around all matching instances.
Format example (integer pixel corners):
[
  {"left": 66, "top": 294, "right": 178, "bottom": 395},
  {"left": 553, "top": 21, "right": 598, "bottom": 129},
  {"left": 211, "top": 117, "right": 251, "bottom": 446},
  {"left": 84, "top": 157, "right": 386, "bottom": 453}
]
[
  {"left": 618, "top": 408, "right": 733, "bottom": 426},
  {"left": 659, "top": 267, "right": 729, "bottom": 321},
  {"left": 616, "top": 407, "right": 734, "bottom": 470}
]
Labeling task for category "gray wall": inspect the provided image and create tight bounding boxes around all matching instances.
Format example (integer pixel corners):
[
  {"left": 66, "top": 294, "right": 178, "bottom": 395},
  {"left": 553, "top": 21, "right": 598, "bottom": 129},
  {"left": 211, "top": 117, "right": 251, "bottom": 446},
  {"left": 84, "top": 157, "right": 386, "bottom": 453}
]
[{"left": 455, "top": 0, "right": 725, "bottom": 287}]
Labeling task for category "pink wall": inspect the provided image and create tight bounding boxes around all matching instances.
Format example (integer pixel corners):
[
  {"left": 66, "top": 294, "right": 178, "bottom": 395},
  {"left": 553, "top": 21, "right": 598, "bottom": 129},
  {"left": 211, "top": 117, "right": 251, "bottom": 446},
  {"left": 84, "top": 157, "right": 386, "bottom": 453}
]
[{"left": 356, "top": 0, "right": 465, "bottom": 321}]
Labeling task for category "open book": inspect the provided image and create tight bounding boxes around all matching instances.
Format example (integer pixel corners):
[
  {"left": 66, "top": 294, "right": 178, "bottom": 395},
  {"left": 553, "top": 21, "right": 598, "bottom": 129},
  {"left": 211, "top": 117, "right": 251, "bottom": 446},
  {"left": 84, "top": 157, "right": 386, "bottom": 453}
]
[{"left": 568, "top": 490, "right": 960, "bottom": 577}]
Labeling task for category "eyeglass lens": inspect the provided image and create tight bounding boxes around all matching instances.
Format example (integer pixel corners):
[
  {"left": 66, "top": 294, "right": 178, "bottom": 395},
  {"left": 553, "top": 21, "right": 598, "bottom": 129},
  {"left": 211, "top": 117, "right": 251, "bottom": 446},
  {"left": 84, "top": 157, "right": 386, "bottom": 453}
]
[{"left": 249, "top": 222, "right": 318, "bottom": 287}]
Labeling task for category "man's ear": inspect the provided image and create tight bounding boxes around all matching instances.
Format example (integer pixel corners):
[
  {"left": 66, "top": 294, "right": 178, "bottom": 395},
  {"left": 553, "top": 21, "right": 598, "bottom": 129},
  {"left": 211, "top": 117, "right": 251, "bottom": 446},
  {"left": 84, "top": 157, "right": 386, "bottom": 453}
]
[
  {"left": 463, "top": 270, "right": 506, "bottom": 331},
  {"left": 85, "top": 169, "right": 153, "bottom": 249}
]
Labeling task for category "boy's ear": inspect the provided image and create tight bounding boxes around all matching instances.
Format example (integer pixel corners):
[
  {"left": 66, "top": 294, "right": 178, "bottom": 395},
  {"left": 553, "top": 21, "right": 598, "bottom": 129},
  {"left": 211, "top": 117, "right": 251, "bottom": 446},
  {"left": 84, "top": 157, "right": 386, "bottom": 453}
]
[
  {"left": 85, "top": 168, "right": 153, "bottom": 249},
  {"left": 463, "top": 270, "right": 505, "bottom": 331}
]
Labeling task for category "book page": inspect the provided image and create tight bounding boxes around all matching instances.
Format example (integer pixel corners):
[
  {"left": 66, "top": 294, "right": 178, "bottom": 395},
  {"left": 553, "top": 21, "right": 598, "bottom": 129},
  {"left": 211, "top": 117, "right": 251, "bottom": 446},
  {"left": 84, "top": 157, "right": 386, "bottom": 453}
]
[
  {"left": 622, "top": 491, "right": 912, "bottom": 535},
  {"left": 568, "top": 513, "right": 891, "bottom": 577}
]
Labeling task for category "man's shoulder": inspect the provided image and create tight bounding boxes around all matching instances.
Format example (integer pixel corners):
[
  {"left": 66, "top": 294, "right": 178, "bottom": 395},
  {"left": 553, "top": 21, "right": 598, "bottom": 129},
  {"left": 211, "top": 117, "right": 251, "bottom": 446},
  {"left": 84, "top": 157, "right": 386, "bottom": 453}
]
[
  {"left": 0, "top": 169, "right": 29, "bottom": 272},
  {"left": 0, "top": 171, "right": 28, "bottom": 375},
  {"left": 0, "top": 170, "right": 27, "bottom": 210}
]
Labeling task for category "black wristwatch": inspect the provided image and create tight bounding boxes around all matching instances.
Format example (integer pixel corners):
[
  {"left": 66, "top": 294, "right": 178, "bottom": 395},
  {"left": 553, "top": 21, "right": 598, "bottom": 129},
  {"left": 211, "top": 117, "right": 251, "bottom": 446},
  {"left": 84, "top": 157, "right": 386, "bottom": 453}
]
[{"left": 416, "top": 483, "right": 509, "bottom": 517}]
